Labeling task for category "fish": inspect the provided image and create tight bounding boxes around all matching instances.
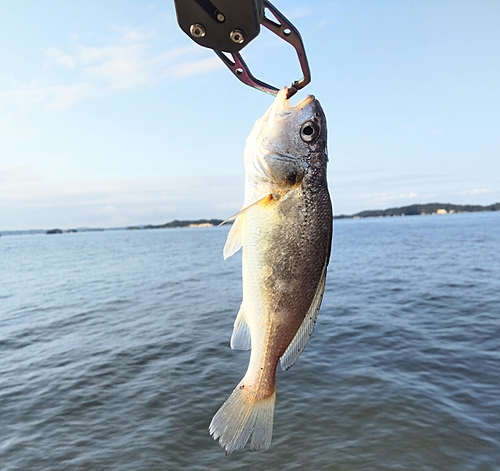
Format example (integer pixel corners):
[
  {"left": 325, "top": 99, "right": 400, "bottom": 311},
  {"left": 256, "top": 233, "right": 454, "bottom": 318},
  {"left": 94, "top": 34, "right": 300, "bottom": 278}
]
[{"left": 209, "top": 86, "right": 332, "bottom": 454}]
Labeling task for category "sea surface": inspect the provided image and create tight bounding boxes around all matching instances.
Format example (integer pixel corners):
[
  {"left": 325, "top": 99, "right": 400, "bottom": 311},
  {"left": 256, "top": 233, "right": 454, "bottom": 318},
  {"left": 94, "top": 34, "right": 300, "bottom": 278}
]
[{"left": 1, "top": 212, "right": 499, "bottom": 471}]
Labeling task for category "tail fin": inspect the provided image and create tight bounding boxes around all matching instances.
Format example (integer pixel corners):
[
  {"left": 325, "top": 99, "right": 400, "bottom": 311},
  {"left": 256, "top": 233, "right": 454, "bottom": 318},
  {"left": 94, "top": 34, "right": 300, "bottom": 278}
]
[{"left": 209, "top": 383, "right": 276, "bottom": 454}]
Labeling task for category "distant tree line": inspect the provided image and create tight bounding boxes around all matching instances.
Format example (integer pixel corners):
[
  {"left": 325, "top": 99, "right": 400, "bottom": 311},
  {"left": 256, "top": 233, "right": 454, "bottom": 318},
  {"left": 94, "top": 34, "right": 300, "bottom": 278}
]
[
  {"left": 127, "top": 219, "right": 226, "bottom": 230},
  {"left": 334, "top": 202, "right": 500, "bottom": 219}
]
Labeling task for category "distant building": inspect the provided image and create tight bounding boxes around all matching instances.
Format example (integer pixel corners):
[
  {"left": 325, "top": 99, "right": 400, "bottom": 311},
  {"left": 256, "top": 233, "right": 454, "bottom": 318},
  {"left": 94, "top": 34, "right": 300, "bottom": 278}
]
[
  {"left": 436, "top": 209, "right": 448, "bottom": 215},
  {"left": 188, "top": 223, "right": 213, "bottom": 228}
]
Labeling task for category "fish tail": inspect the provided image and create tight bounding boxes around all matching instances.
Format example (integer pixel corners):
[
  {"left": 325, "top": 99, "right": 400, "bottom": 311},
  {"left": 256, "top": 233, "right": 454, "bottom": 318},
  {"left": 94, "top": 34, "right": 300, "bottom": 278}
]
[{"left": 209, "top": 382, "right": 276, "bottom": 454}]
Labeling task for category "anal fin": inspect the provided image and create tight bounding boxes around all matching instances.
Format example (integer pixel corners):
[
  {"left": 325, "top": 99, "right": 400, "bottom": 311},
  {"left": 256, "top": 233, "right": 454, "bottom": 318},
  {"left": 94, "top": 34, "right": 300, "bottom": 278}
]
[
  {"left": 279, "top": 268, "right": 327, "bottom": 370},
  {"left": 230, "top": 304, "right": 251, "bottom": 350}
]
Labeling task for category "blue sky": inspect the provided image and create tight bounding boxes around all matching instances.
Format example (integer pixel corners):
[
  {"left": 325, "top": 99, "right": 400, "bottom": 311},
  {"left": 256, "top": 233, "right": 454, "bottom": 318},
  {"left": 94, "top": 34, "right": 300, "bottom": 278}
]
[{"left": 1, "top": 1, "right": 499, "bottom": 230}]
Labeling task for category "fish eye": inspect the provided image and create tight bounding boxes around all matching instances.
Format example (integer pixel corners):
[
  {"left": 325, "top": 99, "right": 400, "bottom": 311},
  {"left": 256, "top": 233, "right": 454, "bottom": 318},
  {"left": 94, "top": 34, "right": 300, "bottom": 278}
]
[{"left": 300, "top": 121, "right": 320, "bottom": 143}]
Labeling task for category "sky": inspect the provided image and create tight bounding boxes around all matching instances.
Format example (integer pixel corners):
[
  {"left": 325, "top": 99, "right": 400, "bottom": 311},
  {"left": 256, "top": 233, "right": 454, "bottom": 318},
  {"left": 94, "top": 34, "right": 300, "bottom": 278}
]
[{"left": 1, "top": 0, "right": 499, "bottom": 230}]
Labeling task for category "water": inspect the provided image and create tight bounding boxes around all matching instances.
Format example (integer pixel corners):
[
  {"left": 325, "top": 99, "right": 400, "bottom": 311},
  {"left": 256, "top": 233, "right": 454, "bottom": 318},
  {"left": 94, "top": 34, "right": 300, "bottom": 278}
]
[{"left": 1, "top": 212, "right": 499, "bottom": 470}]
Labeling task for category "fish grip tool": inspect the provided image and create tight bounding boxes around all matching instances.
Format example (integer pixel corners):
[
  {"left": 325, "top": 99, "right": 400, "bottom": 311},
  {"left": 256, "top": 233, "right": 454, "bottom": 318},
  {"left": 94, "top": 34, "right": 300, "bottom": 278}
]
[{"left": 173, "top": 0, "right": 311, "bottom": 98}]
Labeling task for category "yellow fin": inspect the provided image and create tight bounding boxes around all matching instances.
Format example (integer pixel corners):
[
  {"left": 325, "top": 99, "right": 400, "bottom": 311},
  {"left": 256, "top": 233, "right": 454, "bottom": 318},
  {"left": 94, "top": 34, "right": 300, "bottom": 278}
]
[
  {"left": 209, "top": 384, "right": 276, "bottom": 454},
  {"left": 223, "top": 214, "right": 246, "bottom": 260},
  {"left": 222, "top": 194, "right": 275, "bottom": 260},
  {"left": 220, "top": 194, "right": 275, "bottom": 225}
]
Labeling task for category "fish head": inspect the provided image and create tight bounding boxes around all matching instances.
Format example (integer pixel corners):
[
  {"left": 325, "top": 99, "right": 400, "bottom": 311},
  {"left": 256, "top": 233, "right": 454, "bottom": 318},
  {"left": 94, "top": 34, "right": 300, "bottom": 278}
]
[{"left": 245, "top": 86, "right": 327, "bottom": 194}]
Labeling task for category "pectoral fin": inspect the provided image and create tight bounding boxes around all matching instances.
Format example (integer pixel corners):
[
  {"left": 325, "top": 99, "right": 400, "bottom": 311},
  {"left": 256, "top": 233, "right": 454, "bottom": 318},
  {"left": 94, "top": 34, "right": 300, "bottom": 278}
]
[
  {"left": 223, "top": 214, "right": 246, "bottom": 260},
  {"left": 279, "top": 267, "right": 327, "bottom": 370},
  {"left": 222, "top": 194, "right": 276, "bottom": 260}
]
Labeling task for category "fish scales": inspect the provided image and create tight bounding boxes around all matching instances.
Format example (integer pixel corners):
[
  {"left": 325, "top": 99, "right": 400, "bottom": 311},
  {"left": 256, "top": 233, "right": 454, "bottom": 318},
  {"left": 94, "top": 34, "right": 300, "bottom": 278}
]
[{"left": 210, "top": 87, "right": 332, "bottom": 454}]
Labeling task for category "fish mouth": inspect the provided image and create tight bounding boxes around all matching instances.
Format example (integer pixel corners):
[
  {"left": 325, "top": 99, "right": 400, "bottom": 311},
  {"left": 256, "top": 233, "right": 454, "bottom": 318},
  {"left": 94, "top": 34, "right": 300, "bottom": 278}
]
[
  {"left": 253, "top": 86, "right": 318, "bottom": 142},
  {"left": 277, "top": 86, "right": 315, "bottom": 111}
]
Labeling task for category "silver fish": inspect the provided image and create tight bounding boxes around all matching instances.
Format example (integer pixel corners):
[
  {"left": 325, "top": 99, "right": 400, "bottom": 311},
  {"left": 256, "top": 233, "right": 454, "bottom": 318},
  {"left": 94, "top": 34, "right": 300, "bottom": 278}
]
[{"left": 209, "top": 86, "right": 332, "bottom": 454}]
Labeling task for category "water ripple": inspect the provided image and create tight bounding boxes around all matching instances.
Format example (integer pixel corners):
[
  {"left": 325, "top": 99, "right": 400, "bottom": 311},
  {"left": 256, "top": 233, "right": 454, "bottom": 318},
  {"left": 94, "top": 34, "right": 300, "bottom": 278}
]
[{"left": 0, "top": 216, "right": 499, "bottom": 470}]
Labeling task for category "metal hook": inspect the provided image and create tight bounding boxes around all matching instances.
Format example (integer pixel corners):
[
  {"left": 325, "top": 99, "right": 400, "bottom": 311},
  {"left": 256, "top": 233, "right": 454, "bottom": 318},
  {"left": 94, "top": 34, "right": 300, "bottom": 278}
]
[
  {"left": 214, "top": 1, "right": 311, "bottom": 98},
  {"left": 214, "top": 50, "right": 279, "bottom": 96}
]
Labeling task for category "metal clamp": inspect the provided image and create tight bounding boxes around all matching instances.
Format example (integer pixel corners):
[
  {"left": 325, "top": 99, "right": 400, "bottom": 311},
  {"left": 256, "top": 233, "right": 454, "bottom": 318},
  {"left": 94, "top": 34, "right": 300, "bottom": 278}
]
[
  {"left": 174, "top": 0, "right": 311, "bottom": 98},
  {"left": 214, "top": 1, "right": 311, "bottom": 98}
]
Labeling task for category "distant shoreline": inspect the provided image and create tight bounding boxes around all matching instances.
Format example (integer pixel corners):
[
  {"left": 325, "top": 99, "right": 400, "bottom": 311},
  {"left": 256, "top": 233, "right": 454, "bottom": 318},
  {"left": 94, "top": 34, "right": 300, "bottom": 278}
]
[
  {"left": 333, "top": 202, "right": 500, "bottom": 220},
  {"left": 125, "top": 218, "right": 226, "bottom": 231},
  {"left": 1, "top": 203, "right": 498, "bottom": 236},
  {"left": 0, "top": 219, "right": 227, "bottom": 237}
]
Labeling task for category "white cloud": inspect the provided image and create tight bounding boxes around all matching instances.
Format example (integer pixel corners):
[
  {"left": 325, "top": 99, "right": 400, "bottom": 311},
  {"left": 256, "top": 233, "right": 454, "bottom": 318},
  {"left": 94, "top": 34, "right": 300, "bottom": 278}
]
[
  {"left": 48, "top": 82, "right": 96, "bottom": 110},
  {"left": 281, "top": 7, "right": 311, "bottom": 20},
  {"left": 78, "top": 42, "right": 221, "bottom": 89},
  {"left": 1, "top": 27, "right": 223, "bottom": 113},
  {"left": 0, "top": 110, "right": 25, "bottom": 125},
  {"left": 1, "top": 82, "right": 96, "bottom": 111},
  {"left": 0, "top": 166, "right": 43, "bottom": 188},
  {"left": 81, "top": 42, "right": 153, "bottom": 90},
  {"left": 113, "top": 26, "right": 154, "bottom": 43},
  {"left": 461, "top": 188, "right": 489, "bottom": 195},
  {"left": 363, "top": 191, "right": 420, "bottom": 205},
  {"left": 169, "top": 56, "right": 222, "bottom": 80},
  {"left": 0, "top": 173, "right": 244, "bottom": 230},
  {"left": 45, "top": 47, "right": 76, "bottom": 69}
]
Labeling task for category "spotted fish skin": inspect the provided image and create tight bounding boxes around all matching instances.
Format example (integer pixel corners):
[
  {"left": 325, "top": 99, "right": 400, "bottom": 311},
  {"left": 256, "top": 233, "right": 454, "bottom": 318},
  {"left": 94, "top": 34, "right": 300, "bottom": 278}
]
[{"left": 209, "top": 87, "right": 332, "bottom": 454}]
